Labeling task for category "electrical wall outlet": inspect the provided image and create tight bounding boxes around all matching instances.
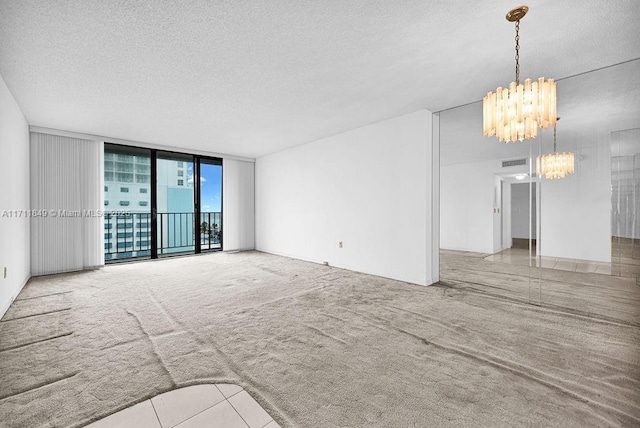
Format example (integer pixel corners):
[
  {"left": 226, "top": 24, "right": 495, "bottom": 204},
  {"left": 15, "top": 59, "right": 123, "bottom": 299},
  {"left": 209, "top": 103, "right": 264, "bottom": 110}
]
[{"left": 338, "top": 241, "right": 343, "bottom": 248}]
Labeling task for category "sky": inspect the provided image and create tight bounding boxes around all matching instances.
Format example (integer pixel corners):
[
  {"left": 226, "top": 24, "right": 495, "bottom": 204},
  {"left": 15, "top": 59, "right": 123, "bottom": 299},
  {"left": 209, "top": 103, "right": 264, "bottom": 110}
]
[{"left": 199, "top": 164, "right": 222, "bottom": 213}]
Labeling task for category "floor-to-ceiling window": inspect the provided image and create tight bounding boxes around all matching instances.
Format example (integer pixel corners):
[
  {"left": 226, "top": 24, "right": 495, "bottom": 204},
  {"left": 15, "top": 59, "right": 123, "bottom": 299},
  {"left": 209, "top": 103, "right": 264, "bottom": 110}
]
[
  {"left": 104, "top": 143, "right": 222, "bottom": 262},
  {"left": 104, "top": 145, "right": 152, "bottom": 261},
  {"left": 198, "top": 159, "right": 223, "bottom": 251},
  {"left": 157, "top": 153, "right": 196, "bottom": 255}
]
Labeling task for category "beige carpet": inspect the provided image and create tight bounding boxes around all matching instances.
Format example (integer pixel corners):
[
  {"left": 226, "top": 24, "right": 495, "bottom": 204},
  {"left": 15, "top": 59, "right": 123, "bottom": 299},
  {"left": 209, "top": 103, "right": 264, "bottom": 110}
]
[{"left": 0, "top": 250, "right": 638, "bottom": 427}]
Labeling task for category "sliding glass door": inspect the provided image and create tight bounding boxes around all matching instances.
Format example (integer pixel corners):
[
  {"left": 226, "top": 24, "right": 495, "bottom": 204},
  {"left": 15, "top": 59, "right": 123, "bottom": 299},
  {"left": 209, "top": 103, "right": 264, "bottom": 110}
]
[
  {"left": 156, "top": 153, "right": 195, "bottom": 255},
  {"left": 104, "top": 144, "right": 222, "bottom": 262},
  {"left": 199, "top": 159, "right": 223, "bottom": 251},
  {"left": 104, "top": 145, "right": 152, "bottom": 261}
]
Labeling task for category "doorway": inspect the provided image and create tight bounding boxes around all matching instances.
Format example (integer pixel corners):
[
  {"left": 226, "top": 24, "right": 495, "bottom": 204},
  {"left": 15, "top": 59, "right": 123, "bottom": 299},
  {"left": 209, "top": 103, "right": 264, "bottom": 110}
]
[{"left": 510, "top": 182, "right": 536, "bottom": 251}]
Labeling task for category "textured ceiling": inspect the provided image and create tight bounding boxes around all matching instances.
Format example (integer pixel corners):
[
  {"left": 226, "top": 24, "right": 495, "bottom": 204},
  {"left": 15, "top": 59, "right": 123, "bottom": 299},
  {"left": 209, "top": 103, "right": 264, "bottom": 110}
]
[{"left": 1, "top": 0, "right": 639, "bottom": 158}]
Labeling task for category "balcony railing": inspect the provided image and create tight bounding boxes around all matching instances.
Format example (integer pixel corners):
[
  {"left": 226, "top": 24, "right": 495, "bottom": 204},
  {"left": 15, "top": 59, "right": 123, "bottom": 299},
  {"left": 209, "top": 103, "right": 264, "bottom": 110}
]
[
  {"left": 104, "top": 211, "right": 222, "bottom": 260},
  {"left": 197, "top": 211, "right": 223, "bottom": 252}
]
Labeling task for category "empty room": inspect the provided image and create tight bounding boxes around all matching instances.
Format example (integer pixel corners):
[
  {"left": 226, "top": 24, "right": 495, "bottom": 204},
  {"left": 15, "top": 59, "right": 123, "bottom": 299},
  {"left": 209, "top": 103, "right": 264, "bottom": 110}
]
[{"left": 1, "top": 1, "right": 639, "bottom": 427}]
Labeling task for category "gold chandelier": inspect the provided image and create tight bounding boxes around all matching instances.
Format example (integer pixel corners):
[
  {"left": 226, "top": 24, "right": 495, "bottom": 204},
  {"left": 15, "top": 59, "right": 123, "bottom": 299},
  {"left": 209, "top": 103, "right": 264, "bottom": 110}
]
[
  {"left": 536, "top": 118, "right": 575, "bottom": 179},
  {"left": 483, "top": 5, "right": 557, "bottom": 143}
]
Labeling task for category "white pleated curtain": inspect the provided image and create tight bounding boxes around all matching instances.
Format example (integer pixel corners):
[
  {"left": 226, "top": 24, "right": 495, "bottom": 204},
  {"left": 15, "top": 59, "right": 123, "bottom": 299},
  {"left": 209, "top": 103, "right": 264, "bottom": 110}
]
[
  {"left": 30, "top": 132, "right": 104, "bottom": 275},
  {"left": 222, "top": 159, "right": 255, "bottom": 251}
]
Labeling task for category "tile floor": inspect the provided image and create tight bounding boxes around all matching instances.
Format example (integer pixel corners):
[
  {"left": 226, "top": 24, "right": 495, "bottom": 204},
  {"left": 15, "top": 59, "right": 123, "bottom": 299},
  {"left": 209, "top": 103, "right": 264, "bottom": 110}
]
[
  {"left": 483, "top": 248, "right": 613, "bottom": 274},
  {"left": 86, "top": 384, "right": 280, "bottom": 428}
]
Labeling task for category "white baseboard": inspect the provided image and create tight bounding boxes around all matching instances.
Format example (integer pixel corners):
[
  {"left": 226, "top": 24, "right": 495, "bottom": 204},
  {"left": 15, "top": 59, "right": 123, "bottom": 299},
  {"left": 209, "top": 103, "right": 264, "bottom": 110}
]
[{"left": 256, "top": 247, "right": 431, "bottom": 287}]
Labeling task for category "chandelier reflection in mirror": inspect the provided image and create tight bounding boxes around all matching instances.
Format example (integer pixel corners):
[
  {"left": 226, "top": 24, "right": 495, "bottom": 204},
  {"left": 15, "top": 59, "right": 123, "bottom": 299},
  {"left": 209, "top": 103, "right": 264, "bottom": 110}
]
[
  {"left": 536, "top": 118, "right": 575, "bottom": 179},
  {"left": 483, "top": 5, "right": 557, "bottom": 143}
]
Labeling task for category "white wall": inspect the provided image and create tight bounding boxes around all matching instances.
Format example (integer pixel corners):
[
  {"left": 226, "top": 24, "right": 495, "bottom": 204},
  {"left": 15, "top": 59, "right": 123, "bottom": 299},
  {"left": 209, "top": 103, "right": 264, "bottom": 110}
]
[
  {"left": 0, "top": 75, "right": 30, "bottom": 319},
  {"left": 223, "top": 159, "right": 255, "bottom": 251},
  {"left": 431, "top": 114, "right": 440, "bottom": 282},
  {"left": 441, "top": 159, "right": 504, "bottom": 254},
  {"left": 255, "top": 110, "right": 434, "bottom": 286}
]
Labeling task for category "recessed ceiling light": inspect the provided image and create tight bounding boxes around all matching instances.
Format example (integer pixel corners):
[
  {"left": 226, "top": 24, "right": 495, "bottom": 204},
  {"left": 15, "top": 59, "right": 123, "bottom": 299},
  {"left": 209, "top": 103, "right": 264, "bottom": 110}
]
[{"left": 515, "top": 174, "right": 527, "bottom": 180}]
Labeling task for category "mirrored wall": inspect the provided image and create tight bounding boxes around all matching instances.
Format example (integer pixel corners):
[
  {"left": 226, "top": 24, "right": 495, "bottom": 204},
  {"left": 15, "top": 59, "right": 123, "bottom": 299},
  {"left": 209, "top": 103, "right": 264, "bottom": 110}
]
[
  {"left": 439, "top": 59, "right": 640, "bottom": 305},
  {"left": 611, "top": 128, "right": 640, "bottom": 278}
]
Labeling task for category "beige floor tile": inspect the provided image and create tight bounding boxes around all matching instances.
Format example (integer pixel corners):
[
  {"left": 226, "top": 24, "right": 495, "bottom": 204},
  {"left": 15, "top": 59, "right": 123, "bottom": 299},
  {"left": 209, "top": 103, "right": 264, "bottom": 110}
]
[
  {"left": 175, "top": 400, "right": 248, "bottom": 428},
  {"left": 463, "top": 251, "right": 489, "bottom": 258},
  {"left": 86, "top": 400, "right": 161, "bottom": 428},
  {"left": 511, "top": 258, "right": 534, "bottom": 266},
  {"left": 540, "top": 259, "right": 557, "bottom": 269},
  {"left": 576, "top": 263, "right": 598, "bottom": 273},
  {"left": 595, "top": 265, "right": 612, "bottom": 275},
  {"left": 482, "top": 247, "right": 622, "bottom": 277},
  {"left": 216, "top": 383, "right": 244, "bottom": 398},
  {"left": 151, "top": 384, "right": 225, "bottom": 428},
  {"left": 228, "top": 391, "right": 273, "bottom": 428},
  {"left": 619, "top": 266, "right": 640, "bottom": 277},
  {"left": 554, "top": 261, "right": 577, "bottom": 272},
  {"left": 610, "top": 265, "right": 623, "bottom": 276},
  {"left": 263, "top": 421, "right": 282, "bottom": 428}
]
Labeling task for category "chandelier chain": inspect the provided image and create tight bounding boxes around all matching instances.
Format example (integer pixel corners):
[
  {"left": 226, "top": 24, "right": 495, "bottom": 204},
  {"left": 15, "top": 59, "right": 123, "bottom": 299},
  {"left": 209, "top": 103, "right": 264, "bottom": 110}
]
[
  {"left": 514, "top": 20, "right": 520, "bottom": 85},
  {"left": 553, "top": 123, "right": 557, "bottom": 153}
]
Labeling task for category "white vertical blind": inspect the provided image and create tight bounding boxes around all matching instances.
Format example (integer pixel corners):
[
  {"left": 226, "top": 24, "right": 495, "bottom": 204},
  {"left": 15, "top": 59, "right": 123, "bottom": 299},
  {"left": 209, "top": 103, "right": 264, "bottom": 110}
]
[
  {"left": 30, "top": 133, "right": 104, "bottom": 275},
  {"left": 222, "top": 159, "right": 255, "bottom": 251}
]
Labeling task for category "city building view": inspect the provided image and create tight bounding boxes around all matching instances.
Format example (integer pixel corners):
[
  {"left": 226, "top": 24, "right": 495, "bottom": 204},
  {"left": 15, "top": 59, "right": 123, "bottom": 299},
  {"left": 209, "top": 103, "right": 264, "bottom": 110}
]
[{"left": 104, "top": 146, "right": 222, "bottom": 260}]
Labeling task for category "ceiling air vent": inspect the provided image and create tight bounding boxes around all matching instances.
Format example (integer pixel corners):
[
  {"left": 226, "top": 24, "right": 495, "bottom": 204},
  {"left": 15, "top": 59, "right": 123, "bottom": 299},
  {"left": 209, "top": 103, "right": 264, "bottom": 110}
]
[{"left": 502, "top": 158, "right": 527, "bottom": 168}]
